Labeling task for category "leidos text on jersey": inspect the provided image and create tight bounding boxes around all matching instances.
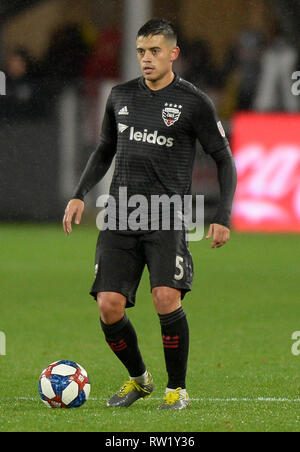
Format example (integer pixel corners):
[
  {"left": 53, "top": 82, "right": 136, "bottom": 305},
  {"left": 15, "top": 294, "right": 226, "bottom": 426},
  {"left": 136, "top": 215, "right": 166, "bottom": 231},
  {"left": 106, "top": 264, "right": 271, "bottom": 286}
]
[{"left": 129, "top": 126, "right": 174, "bottom": 147}]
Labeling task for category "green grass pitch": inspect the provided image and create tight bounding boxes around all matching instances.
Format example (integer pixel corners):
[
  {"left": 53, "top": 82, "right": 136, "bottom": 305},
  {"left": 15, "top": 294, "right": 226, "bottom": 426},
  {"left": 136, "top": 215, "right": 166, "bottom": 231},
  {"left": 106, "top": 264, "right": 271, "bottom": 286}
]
[{"left": 0, "top": 223, "right": 300, "bottom": 432}]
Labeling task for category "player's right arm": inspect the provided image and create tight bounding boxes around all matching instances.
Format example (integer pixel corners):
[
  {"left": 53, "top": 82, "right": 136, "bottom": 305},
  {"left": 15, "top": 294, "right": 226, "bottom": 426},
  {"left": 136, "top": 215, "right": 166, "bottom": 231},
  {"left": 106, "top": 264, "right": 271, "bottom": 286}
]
[{"left": 63, "top": 91, "right": 117, "bottom": 235}]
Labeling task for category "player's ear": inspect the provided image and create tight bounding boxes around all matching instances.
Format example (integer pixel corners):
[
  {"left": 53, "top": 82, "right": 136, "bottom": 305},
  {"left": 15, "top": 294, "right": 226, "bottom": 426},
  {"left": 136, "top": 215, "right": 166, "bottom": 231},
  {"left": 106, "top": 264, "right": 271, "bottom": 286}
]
[{"left": 170, "top": 46, "right": 180, "bottom": 62}]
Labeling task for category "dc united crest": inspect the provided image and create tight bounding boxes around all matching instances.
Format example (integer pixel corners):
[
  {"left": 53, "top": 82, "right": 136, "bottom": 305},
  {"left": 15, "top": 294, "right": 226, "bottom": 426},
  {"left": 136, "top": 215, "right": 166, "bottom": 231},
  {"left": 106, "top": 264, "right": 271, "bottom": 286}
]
[{"left": 162, "top": 103, "right": 182, "bottom": 127}]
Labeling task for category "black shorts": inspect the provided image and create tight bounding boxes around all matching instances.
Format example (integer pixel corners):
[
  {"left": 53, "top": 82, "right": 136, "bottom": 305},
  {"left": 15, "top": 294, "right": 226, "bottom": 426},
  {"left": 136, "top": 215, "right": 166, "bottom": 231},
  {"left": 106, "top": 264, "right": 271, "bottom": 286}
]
[{"left": 90, "top": 229, "right": 194, "bottom": 308}]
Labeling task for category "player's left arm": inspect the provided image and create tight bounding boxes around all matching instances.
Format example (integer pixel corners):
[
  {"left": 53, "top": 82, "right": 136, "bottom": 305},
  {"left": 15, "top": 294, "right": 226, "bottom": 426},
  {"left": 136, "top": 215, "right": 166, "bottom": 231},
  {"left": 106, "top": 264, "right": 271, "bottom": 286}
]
[
  {"left": 206, "top": 145, "right": 237, "bottom": 248},
  {"left": 193, "top": 92, "right": 237, "bottom": 248}
]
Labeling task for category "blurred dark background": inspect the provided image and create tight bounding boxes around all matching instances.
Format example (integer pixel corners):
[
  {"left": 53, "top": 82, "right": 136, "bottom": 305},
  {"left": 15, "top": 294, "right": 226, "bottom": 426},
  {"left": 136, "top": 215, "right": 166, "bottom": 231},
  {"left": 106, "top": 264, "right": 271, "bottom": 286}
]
[{"left": 0, "top": 0, "right": 299, "bottom": 222}]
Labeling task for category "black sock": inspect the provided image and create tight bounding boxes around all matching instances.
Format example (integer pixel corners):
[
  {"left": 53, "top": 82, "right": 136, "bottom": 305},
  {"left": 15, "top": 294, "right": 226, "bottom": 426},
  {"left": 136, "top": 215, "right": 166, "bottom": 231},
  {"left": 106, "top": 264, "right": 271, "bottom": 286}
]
[
  {"left": 158, "top": 307, "right": 189, "bottom": 389},
  {"left": 100, "top": 315, "right": 146, "bottom": 378}
]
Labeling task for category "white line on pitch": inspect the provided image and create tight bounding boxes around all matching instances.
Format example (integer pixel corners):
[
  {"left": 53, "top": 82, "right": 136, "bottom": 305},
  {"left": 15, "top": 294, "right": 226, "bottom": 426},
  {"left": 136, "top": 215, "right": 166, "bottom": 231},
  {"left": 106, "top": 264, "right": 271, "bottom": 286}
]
[{"left": 14, "top": 396, "right": 300, "bottom": 403}]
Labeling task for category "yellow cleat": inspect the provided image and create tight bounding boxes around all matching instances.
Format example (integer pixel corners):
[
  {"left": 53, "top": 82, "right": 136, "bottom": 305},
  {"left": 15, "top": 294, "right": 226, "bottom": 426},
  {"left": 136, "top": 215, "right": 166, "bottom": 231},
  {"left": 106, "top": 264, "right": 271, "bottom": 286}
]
[
  {"left": 107, "top": 373, "right": 154, "bottom": 407},
  {"left": 158, "top": 387, "right": 190, "bottom": 410}
]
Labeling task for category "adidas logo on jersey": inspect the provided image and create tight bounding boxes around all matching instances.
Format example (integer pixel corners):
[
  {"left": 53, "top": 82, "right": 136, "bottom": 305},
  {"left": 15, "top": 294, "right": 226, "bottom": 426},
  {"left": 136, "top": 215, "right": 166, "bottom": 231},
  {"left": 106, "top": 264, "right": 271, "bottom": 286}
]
[
  {"left": 118, "top": 106, "right": 129, "bottom": 115},
  {"left": 129, "top": 127, "right": 174, "bottom": 148}
]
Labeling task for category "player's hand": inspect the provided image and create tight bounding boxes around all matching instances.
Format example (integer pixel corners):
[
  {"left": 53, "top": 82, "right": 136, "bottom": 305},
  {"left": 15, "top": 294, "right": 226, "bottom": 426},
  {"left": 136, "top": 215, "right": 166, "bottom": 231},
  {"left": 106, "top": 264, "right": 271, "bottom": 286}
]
[
  {"left": 206, "top": 223, "right": 230, "bottom": 249},
  {"left": 63, "top": 199, "right": 85, "bottom": 235}
]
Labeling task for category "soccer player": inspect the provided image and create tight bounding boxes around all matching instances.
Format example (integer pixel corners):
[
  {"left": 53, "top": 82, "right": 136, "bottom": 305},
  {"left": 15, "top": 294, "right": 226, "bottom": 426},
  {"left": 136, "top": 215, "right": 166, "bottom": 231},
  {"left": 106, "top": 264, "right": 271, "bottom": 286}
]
[{"left": 63, "top": 19, "right": 237, "bottom": 410}]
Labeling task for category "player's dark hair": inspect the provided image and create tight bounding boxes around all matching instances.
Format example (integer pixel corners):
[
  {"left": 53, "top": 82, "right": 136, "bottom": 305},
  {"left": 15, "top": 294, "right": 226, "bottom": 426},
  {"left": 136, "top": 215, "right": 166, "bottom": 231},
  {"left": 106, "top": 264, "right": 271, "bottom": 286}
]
[{"left": 137, "top": 18, "right": 177, "bottom": 44}]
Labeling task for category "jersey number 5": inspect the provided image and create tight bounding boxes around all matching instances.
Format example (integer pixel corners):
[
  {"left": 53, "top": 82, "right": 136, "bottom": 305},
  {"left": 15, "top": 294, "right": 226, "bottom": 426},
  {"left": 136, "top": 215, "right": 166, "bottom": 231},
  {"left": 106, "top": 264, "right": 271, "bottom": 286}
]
[{"left": 174, "top": 255, "right": 184, "bottom": 281}]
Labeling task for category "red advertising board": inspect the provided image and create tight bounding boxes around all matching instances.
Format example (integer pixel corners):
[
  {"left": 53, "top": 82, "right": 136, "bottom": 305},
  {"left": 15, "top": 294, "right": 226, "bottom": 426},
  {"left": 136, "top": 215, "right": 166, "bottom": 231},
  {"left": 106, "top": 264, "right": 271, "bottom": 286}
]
[{"left": 231, "top": 113, "right": 300, "bottom": 232}]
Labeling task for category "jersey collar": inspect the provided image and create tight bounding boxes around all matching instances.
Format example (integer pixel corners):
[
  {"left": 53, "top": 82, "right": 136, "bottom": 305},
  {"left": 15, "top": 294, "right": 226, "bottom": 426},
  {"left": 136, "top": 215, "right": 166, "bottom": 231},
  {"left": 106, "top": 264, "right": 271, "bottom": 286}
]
[{"left": 138, "top": 73, "right": 180, "bottom": 96}]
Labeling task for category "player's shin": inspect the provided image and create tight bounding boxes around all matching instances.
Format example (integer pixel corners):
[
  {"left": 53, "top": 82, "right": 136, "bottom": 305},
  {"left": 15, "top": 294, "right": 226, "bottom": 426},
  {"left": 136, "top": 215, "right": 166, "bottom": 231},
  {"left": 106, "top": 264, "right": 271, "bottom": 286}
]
[
  {"left": 100, "top": 314, "right": 146, "bottom": 378},
  {"left": 158, "top": 307, "right": 189, "bottom": 390}
]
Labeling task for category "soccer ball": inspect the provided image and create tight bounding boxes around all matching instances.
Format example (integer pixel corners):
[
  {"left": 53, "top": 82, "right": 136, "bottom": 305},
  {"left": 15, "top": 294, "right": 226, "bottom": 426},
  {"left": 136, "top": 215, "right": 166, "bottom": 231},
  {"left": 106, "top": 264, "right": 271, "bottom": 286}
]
[{"left": 38, "top": 360, "right": 91, "bottom": 408}]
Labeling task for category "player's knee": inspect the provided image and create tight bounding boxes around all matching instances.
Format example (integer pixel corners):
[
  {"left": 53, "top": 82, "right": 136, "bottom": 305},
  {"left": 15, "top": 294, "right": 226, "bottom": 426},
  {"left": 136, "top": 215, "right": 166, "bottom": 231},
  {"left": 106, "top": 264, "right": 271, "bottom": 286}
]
[
  {"left": 152, "top": 286, "right": 181, "bottom": 315},
  {"left": 97, "top": 292, "right": 126, "bottom": 324}
]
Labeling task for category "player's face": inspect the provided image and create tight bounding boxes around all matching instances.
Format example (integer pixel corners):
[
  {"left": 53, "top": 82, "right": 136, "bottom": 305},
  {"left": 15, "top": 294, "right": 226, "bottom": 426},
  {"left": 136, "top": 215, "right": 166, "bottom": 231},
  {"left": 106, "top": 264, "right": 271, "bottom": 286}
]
[{"left": 136, "top": 34, "right": 179, "bottom": 85}]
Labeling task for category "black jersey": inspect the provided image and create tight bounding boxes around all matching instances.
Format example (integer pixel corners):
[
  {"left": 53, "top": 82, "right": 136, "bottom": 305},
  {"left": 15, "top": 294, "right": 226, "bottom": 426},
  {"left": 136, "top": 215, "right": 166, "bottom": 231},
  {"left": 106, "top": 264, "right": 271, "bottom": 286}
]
[{"left": 73, "top": 74, "right": 237, "bottom": 229}]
